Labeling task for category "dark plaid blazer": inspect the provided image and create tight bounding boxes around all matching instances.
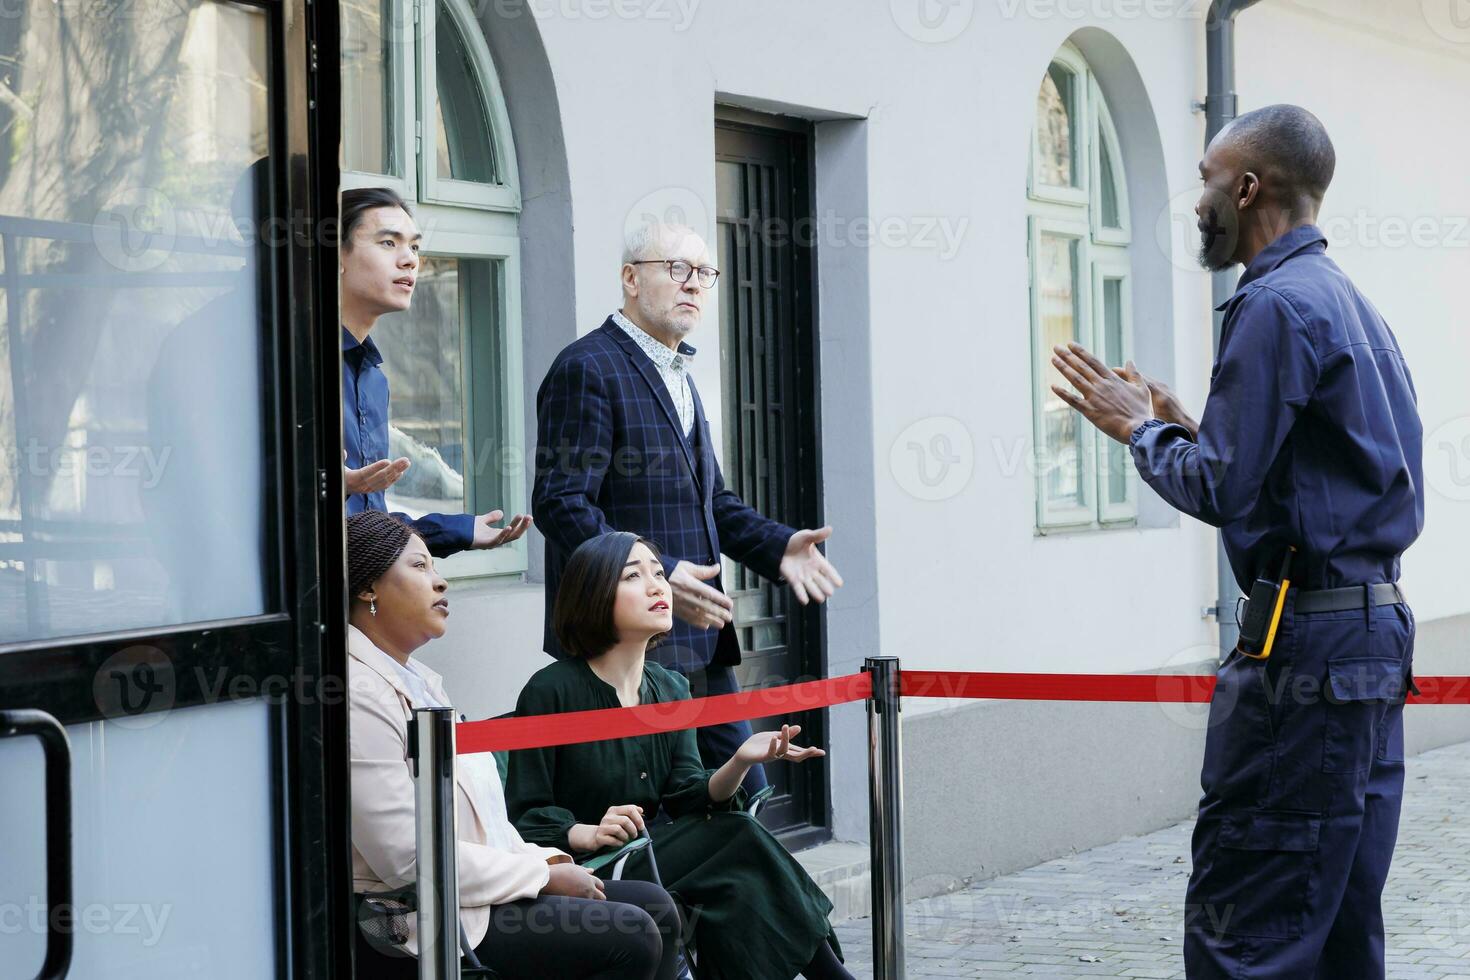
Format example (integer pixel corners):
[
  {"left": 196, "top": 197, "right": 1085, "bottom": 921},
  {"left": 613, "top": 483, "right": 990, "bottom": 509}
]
[{"left": 532, "top": 317, "right": 794, "bottom": 673}]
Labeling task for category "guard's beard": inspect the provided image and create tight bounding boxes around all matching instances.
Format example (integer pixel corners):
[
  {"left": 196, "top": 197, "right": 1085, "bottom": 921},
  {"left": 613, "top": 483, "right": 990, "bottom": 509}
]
[{"left": 1197, "top": 205, "right": 1237, "bottom": 272}]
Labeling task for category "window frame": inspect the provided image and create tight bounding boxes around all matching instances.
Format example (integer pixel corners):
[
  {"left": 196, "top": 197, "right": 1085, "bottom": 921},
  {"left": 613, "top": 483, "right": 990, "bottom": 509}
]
[
  {"left": 1028, "top": 45, "right": 1091, "bottom": 209},
  {"left": 1089, "top": 79, "right": 1131, "bottom": 247},
  {"left": 1027, "top": 44, "right": 1137, "bottom": 533},
  {"left": 1028, "top": 214, "right": 1097, "bottom": 530},
  {"left": 1091, "top": 252, "right": 1137, "bottom": 524},
  {"left": 341, "top": 0, "right": 527, "bottom": 578},
  {"left": 340, "top": 0, "right": 418, "bottom": 198},
  {"left": 406, "top": 217, "right": 527, "bottom": 580},
  {"left": 416, "top": 0, "right": 521, "bottom": 212}
]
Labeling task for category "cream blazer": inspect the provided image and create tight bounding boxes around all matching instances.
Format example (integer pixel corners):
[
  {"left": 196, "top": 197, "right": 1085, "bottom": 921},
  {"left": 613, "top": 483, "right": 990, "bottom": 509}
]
[{"left": 348, "top": 625, "right": 570, "bottom": 953}]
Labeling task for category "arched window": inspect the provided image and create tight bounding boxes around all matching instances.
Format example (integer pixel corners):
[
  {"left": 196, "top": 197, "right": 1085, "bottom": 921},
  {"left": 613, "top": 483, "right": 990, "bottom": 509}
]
[
  {"left": 342, "top": 0, "right": 526, "bottom": 577},
  {"left": 1027, "top": 44, "right": 1135, "bottom": 531}
]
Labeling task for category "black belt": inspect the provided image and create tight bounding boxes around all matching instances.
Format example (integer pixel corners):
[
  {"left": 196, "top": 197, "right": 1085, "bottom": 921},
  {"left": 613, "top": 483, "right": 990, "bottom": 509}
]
[{"left": 1291, "top": 583, "right": 1406, "bottom": 614}]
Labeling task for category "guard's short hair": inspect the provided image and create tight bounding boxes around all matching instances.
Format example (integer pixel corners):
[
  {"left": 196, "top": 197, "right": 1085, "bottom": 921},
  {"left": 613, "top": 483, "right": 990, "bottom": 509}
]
[
  {"left": 1223, "top": 104, "right": 1336, "bottom": 202},
  {"left": 553, "top": 532, "right": 671, "bottom": 658}
]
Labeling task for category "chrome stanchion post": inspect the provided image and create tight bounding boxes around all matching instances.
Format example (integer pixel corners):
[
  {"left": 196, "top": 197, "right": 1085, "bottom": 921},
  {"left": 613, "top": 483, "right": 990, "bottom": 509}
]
[
  {"left": 866, "top": 656, "right": 905, "bottom": 979},
  {"left": 411, "top": 707, "right": 460, "bottom": 980}
]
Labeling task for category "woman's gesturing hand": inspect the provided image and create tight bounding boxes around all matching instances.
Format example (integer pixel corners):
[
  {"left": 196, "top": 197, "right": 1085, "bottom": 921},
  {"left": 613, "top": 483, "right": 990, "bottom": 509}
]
[
  {"left": 735, "top": 724, "right": 826, "bottom": 766},
  {"left": 567, "top": 803, "right": 646, "bottom": 852}
]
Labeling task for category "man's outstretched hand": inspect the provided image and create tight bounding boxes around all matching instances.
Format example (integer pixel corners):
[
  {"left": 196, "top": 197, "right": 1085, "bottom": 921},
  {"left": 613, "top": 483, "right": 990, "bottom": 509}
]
[
  {"left": 472, "top": 511, "right": 533, "bottom": 550},
  {"left": 779, "top": 527, "right": 844, "bottom": 606},
  {"left": 1051, "top": 343, "right": 1154, "bottom": 445},
  {"left": 670, "top": 561, "right": 735, "bottom": 631},
  {"left": 344, "top": 452, "right": 410, "bottom": 497}
]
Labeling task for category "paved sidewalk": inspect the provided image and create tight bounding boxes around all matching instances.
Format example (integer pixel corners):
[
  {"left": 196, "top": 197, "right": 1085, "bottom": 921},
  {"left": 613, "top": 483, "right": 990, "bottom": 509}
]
[{"left": 833, "top": 740, "right": 1470, "bottom": 978}]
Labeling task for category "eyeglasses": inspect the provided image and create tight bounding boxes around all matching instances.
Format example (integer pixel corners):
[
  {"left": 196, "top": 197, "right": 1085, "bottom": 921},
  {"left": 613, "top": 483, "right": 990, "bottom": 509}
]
[{"left": 629, "top": 259, "right": 720, "bottom": 289}]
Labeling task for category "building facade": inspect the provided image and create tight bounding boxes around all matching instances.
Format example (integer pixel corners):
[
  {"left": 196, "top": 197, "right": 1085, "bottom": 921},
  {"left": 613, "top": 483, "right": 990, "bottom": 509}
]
[{"left": 364, "top": 0, "right": 1470, "bottom": 890}]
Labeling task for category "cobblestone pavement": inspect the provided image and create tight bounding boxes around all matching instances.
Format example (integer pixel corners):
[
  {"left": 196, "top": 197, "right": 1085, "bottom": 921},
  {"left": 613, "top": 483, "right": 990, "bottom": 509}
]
[{"left": 833, "top": 740, "right": 1470, "bottom": 978}]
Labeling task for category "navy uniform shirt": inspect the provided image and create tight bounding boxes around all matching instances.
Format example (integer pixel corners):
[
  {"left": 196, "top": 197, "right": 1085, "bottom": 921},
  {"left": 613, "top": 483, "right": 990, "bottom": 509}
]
[
  {"left": 342, "top": 327, "right": 474, "bottom": 557},
  {"left": 1130, "top": 225, "right": 1423, "bottom": 591}
]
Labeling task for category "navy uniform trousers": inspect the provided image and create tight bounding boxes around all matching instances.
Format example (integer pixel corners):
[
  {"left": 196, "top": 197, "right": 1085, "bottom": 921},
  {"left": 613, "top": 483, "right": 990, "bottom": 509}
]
[{"left": 1184, "top": 600, "right": 1415, "bottom": 979}]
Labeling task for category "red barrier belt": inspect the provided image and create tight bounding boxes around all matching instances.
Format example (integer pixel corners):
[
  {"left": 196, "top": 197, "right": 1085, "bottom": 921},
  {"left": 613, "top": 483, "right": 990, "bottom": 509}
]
[
  {"left": 900, "top": 670, "right": 1219, "bottom": 703},
  {"left": 456, "top": 672, "right": 873, "bottom": 754},
  {"left": 456, "top": 670, "right": 1470, "bottom": 754},
  {"left": 1408, "top": 675, "right": 1470, "bottom": 706}
]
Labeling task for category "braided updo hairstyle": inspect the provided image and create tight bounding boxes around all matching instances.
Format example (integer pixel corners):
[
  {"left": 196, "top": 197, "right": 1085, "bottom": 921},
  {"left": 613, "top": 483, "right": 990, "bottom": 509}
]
[{"left": 346, "top": 511, "right": 416, "bottom": 600}]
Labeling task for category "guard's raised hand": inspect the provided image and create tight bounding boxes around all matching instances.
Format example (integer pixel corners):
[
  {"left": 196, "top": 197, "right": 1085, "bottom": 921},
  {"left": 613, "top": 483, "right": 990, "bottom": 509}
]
[{"left": 1050, "top": 342, "right": 1154, "bottom": 444}]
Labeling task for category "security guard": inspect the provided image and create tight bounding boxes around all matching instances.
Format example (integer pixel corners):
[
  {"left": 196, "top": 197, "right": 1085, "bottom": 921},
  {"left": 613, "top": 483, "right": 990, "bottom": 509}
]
[{"left": 1053, "top": 104, "right": 1423, "bottom": 979}]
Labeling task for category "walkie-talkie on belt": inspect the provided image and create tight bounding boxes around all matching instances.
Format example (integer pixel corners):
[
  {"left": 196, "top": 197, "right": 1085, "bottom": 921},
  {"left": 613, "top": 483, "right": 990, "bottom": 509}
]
[{"left": 1236, "top": 546, "right": 1296, "bottom": 660}]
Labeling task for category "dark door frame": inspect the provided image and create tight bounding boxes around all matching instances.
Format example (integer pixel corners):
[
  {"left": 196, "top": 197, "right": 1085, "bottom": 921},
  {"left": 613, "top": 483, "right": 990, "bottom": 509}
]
[
  {"left": 0, "top": 0, "right": 348, "bottom": 975},
  {"left": 714, "top": 105, "right": 830, "bottom": 851}
]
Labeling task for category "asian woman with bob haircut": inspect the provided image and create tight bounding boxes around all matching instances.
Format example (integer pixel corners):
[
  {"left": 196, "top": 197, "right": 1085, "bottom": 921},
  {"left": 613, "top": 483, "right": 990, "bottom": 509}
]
[{"left": 507, "top": 531, "right": 852, "bottom": 980}]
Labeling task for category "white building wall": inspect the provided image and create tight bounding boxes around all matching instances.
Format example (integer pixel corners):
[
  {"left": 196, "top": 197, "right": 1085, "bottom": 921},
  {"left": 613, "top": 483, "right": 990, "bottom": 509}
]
[
  {"left": 1235, "top": 0, "right": 1470, "bottom": 623},
  {"left": 432, "top": 0, "right": 1221, "bottom": 709},
  {"left": 422, "top": 0, "right": 1470, "bottom": 865}
]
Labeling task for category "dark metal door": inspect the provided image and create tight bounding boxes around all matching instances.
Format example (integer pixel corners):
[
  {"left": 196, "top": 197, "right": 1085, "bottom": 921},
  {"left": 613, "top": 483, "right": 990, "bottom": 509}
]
[{"left": 714, "top": 112, "right": 827, "bottom": 846}]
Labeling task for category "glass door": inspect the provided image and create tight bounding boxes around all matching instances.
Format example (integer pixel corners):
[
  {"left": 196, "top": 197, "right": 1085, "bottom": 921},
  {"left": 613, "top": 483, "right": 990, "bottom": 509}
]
[{"left": 0, "top": 0, "right": 345, "bottom": 976}]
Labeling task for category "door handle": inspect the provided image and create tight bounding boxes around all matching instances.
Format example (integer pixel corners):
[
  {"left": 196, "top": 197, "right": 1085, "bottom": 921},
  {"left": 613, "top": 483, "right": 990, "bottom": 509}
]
[{"left": 0, "top": 710, "right": 73, "bottom": 980}]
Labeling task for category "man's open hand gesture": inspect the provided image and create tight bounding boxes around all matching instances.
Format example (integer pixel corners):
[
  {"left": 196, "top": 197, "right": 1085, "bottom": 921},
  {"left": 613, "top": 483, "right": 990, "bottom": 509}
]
[
  {"left": 344, "top": 451, "right": 410, "bottom": 497},
  {"left": 669, "top": 561, "right": 735, "bottom": 630},
  {"left": 472, "top": 510, "right": 533, "bottom": 550},
  {"left": 779, "top": 527, "right": 844, "bottom": 605}
]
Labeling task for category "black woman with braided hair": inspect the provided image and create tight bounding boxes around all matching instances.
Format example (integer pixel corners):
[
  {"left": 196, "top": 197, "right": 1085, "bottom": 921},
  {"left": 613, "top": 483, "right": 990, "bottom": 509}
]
[{"left": 344, "top": 510, "right": 683, "bottom": 980}]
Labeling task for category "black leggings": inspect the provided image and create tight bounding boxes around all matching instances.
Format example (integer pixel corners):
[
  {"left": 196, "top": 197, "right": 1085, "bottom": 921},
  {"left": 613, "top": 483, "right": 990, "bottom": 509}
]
[
  {"left": 475, "top": 879, "right": 681, "bottom": 980},
  {"left": 353, "top": 879, "right": 681, "bottom": 980}
]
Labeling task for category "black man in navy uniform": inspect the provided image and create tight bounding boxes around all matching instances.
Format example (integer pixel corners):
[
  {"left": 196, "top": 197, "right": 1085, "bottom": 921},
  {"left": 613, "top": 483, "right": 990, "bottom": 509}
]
[{"left": 1053, "top": 105, "right": 1423, "bottom": 979}]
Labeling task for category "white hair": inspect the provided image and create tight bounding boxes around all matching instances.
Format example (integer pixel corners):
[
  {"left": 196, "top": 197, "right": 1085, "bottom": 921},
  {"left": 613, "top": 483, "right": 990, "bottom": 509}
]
[{"left": 621, "top": 221, "right": 701, "bottom": 266}]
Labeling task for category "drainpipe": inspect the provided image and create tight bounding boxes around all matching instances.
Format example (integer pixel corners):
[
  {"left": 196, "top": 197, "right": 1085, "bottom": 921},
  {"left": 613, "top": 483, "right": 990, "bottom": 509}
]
[{"left": 1203, "top": 0, "right": 1264, "bottom": 658}]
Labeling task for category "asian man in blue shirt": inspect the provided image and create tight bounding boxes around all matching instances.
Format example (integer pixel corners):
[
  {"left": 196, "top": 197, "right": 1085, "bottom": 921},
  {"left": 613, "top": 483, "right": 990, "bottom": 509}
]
[{"left": 340, "top": 187, "right": 532, "bottom": 557}]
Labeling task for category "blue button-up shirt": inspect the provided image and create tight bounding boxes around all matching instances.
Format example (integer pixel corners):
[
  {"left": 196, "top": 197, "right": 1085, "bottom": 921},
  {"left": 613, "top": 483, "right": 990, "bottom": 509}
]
[
  {"left": 1130, "top": 225, "right": 1423, "bottom": 591},
  {"left": 342, "top": 327, "right": 474, "bottom": 557}
]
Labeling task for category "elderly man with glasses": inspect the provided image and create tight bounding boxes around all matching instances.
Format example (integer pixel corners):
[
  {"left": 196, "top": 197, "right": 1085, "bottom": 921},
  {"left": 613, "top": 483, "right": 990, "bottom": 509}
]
[{"left": 532, "top": 221, "right": 844, "bottom": 795}]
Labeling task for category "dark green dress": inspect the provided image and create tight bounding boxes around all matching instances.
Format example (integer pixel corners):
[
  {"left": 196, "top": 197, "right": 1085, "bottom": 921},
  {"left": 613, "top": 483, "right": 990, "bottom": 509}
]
[{"left": 506, "top": 657, "right": 840, "bottom": 980}]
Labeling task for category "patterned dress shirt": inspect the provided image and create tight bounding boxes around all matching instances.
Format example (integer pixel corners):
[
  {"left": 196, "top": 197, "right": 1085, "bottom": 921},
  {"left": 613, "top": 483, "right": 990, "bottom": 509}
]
[{"left": 611, "top": 310, "right": 695, "bottom": 437}]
